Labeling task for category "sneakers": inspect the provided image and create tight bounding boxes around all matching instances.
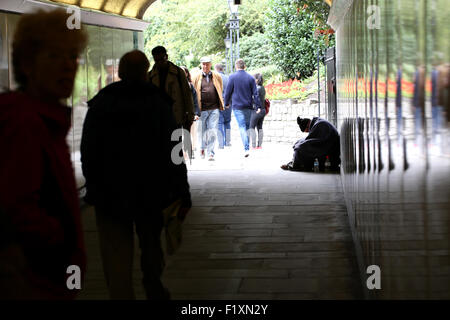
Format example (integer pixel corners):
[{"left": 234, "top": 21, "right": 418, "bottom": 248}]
[
  {"left": 244, "top": 152, "right": 250, "bottom": 158},
  {"left": 200, "top": 149, "right": 205, "bottom": 159},
  {"left": 208, "top": 154, "right": 215, "bottom": 161}
]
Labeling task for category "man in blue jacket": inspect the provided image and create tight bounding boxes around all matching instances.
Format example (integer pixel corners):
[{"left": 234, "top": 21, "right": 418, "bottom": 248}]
[{"left": 224, "top": 59, "right": 260, "bottom": 157}]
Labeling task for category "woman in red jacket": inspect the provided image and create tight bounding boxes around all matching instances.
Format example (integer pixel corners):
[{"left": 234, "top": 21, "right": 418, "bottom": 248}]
[{"left": 0, "top": 9, "right": 87, "bottom": 299}]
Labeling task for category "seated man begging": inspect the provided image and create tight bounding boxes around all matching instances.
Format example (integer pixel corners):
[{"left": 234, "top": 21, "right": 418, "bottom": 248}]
[{"left": 281, "top": 116, "right": 341, "bottom": 172}]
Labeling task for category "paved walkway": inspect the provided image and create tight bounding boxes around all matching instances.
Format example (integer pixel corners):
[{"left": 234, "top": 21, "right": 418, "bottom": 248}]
[{"left": 78, "top": 141, "right": 363, "bottom": 299}]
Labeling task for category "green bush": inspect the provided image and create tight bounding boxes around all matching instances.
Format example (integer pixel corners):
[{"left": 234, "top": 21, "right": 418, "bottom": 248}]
[
  {"left": 265, "top": 0, "right": 333, "bottom": 80},
  {"left": 239, "top": 32, "right": 271, "bottom": 70},
  {"left": 247, "top": 64, "right": 286, "bottom": 84}
]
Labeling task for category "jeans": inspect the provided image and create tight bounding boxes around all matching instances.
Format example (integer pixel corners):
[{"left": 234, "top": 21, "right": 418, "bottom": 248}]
[
  {"left": 233, "top": 108, "right": 252, "bottom": 151},
  {"left": 218, "top": 108, "right": 232, "bottom": 148},
  {"left": 199, "top": 109, "right": 220, "bottom": 156}
]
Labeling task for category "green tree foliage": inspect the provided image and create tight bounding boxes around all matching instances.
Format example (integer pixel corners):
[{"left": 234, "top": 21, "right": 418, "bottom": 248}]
[
  {"left": 144, "top": 0, "right": 333, "bottom": 79},
  {"left": 239, "top": 32, "right": 271, "bottom": 70},
  {"left": 293, "top": 0, "right": 331, "bottom": 24},
  {"left": 144, "top": 0, "right": 269, "bottom": 68},
  {"left": 144, "top": 0, "right": 228, "bottom": 67},
  {"left": 238, "top": 0, "right": 270, "bottom": 36},
  {"left": 265, "top": 0, "right": 333, "bottom": 80}
]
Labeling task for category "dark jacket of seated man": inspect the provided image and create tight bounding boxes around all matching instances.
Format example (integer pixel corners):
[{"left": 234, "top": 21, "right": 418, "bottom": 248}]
[{"left": 291, "top": 117, "right": 340, "bottom": 171}]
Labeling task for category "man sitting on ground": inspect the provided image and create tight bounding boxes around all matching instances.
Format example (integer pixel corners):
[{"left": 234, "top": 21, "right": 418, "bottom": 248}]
[{"left": 281, "top": 116, "right": 340, "bottom": 172}]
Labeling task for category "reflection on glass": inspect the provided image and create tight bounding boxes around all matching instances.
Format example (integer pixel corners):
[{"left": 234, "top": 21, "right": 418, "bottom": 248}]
[
  {"left": 0, "top": 13, "right": 8, "bottom": 92},
  {"left": 6, "top": 14, "right": 20, "bottom": 90},
  {"left": 0, "top": 12, "right": 144, "bottom": 188},
  {"left": 336, "top": 0, "right": 450, "bottom": 298}
]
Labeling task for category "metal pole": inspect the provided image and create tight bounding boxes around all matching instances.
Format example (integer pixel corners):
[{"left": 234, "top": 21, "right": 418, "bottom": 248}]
[
  {"left": 236, "top": 10, "right": 240, "bottom": 59},
  {"left": 324, "top": 51, "right": 327, "bottom": 120},
  {"left": 236, "top": 29, "right": 240, "bottom": 60},
  {"left": 317, "top": 47, "right": 320, "bottom": 117},
  {"left": 229, "top": 28, "right": 233, "bottom": 73},
  {"left": 231, "top": 29, "right": 234, "bottom": 72}
]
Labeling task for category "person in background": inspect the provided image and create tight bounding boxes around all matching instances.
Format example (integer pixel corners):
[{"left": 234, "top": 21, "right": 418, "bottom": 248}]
[
  {"left": 181, "top": 66, "right": 200, "bottom": 160},
  {"left": 249, "top": 73, "right": 266, "bottom": 149},
  {"left": 281, "top": 116, "right": 340, "bottom": 171},
  {"left": 224, "top": 59, "right": 260, "bottom": 158},
  {"left": 0, "top": 9, "right": 88, "bottom": 299},
  {"left": 192, "top": 57, "right": 224, "bottom": 161},
  {"left": 81, "top": 50, "right": 191, "bottom": 300},
  {"left": 149, "top": 46, "right": 195, "bottom": 158},
  {"left": 215, "top": 63, "right": 231, "bottom": 149}
]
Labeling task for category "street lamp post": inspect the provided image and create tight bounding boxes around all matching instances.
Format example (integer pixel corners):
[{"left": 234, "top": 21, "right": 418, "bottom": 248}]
[
  {"left": 226, "top": 0, "right": 240, "bottom": 74},
  {"left": 224, "top": 33, "right": 231, "bottom": 74}
]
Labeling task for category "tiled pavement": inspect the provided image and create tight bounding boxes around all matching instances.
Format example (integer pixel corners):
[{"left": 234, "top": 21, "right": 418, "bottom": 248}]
[{"left": 77, "top": 142, "right": 363, "bottom": 300}]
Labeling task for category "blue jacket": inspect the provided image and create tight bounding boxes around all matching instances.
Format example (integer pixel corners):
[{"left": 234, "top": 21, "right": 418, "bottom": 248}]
[
  {"left": 219, "top": 72, "right": 229, "bottom": 97},
  {"left": 224, "top": 70, "right": 260, "bottom": 110}
]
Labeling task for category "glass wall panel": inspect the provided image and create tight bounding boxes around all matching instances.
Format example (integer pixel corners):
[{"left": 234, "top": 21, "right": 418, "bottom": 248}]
[
  {"left": 70, "top": 25, "right": 102, "bottom": 189},
  {"left": 335, "top": 0, "right": 450, "bottom": 299},
  {"left": 0, "top": 13, "right": 8, "bottom": 92},
  {"left": 0, "top": 10, "right": 144, "bottom": 192},
  {"left": 112, "top": 29, "right": 134, "bottom": 82},
  {"left": 101, "top": 26, "right": 115, "bottom": 87},
  {"left": 71, "top": 26, "right": 143, "bottom": 189},
  {"left": 6, "top": 13, "right": 20, "bottom": 90}
]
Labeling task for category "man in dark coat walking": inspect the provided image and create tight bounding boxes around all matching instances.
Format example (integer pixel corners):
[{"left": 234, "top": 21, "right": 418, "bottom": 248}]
[
  {"left": 281, "top": 117, "right": 340, "bottom": 171},
  {"left": 80, "top": 50, "right": 191, "bottom": 300}
]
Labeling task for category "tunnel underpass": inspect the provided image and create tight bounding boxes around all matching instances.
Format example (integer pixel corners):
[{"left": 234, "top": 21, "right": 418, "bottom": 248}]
[{"left": 78, "top": 142, "right": 363, "bottom": 299}]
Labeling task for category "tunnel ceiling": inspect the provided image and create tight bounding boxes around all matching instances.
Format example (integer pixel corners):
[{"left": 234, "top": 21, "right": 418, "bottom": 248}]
[
  {"left": 45, "top": 0, "right": 157, "bottom": 19},
  {"left": 46, "top": 0, "right": 332, "bottom": 20}
]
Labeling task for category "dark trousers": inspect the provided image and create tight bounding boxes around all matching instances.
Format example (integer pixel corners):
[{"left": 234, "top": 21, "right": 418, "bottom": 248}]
[
  {"left": 95, "top": 206, "right": 167, "bottom": 300},
  {"left": 249, "top": 110, "right": 265, "bottom": 148}
]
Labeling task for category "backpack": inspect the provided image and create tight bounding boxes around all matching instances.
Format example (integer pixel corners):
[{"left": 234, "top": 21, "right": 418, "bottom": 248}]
[{"left": 264, "top": 98, "right": 270, "bottom": 114}]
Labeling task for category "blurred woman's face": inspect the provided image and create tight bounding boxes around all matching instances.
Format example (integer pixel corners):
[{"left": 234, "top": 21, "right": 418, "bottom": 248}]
[{"left": 24, "top": 40, "right": 80, "bottom": 102}]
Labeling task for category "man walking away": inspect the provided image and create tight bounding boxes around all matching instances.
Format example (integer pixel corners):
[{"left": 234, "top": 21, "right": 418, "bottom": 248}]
[
  {"left": 224, "top": 59, "right": 260, "bottom": 157},
  {"left": 81, "top": 50, "right": 192, "bottom": 300}
]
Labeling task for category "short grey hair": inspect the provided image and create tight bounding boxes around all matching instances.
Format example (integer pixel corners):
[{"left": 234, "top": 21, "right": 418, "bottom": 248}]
[
  {"left": 215, "top": 63, "right": 224, "bottom": 72},
  {"left": 235, "top": 59, "right": 245, "bottom": 70}
]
